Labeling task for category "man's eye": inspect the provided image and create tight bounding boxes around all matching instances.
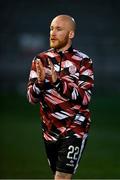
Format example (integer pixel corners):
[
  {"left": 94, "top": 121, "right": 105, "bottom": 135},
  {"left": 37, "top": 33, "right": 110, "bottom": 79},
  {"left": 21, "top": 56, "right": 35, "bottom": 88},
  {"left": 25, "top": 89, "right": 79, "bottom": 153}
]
[{"left": 57, "top": 28, "right": 62, "bottom": 31}]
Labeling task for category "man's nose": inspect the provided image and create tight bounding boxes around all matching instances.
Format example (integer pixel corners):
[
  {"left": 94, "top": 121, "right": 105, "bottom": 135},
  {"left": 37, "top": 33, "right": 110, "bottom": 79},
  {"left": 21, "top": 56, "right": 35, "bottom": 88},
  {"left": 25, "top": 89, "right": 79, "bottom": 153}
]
[{"left": 51, "top": 29, "right": 56, "bottom": 36}]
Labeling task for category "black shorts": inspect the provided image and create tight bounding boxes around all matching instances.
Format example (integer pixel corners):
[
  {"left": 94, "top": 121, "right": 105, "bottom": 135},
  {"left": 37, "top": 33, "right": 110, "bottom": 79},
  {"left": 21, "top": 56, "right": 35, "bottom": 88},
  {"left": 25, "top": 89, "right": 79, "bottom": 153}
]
[{"left": 44, "top": 134, "right": 88, "bottom": 174}]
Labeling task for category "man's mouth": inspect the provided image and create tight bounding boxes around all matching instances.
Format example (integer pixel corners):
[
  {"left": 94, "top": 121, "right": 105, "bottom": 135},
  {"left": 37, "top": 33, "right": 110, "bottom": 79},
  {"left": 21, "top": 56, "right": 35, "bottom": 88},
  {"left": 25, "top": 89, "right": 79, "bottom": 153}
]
[{"left": 50, "top": 38, "right": 57, "bottom": 41}]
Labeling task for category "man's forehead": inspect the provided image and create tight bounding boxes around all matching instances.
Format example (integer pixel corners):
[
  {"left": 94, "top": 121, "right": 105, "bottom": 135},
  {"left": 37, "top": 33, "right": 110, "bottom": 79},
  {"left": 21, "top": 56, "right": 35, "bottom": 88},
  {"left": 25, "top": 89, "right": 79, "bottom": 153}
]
[
  {"left": 51, "top": 19, "right": 65, "bottom": 26},
  {"left": 50, "top": 15, "right": 76, "bottom": 31},
  {"left": 50, "top": 17, "right": 71, "bottom": 28}
]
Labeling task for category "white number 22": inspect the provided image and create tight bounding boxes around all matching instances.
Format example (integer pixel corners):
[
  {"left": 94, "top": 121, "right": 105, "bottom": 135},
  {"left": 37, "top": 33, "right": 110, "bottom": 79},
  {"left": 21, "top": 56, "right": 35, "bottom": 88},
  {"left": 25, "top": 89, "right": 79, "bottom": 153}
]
[{"left": 67, "top": 145, "right": 80, "bottom": 160}]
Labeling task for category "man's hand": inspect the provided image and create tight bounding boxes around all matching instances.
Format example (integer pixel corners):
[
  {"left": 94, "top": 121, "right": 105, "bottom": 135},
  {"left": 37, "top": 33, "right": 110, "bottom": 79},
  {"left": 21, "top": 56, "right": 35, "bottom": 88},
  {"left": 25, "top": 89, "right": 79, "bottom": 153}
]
[
  {"left": 48, "top": 59, "right": 57, "bottom": 83},
  {"left": 36, "top": 58, "right": 45, "bottom": 83}
]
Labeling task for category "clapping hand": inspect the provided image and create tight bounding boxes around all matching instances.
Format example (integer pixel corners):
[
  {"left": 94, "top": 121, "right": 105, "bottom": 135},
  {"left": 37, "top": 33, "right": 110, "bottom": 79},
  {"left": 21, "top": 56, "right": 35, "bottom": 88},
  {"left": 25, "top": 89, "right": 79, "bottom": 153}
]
[
  {"left": 48, "top": 58, "right": 57, "bottom": 83},
  {"left": 36, "top": 58, "right": 45, "bottom": 83},
  {"left": 36, "top": 58, "right": 57, "bottom": 84}
]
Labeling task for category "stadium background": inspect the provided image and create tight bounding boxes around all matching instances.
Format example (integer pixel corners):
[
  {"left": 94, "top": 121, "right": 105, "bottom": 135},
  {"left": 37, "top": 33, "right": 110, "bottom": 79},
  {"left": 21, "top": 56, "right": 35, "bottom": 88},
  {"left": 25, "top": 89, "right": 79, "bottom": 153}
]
[{"left": 0, "top": 0, "right": 120, "bottom": 179}]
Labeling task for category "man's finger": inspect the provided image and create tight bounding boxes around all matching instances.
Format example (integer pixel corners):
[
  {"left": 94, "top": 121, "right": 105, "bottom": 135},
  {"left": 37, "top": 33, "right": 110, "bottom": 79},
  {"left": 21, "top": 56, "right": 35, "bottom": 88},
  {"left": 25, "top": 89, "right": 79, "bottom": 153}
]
[{"left": 48, "top": 58, "right": 54, "bottom": 71}]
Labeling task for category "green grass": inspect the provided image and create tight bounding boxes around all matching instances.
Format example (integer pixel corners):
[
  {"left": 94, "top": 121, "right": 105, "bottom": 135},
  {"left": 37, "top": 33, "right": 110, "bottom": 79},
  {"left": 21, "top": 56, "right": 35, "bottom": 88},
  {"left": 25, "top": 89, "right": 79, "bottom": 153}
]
[{"left": 0, "top": 93, "right": 120, "bottom": 179}]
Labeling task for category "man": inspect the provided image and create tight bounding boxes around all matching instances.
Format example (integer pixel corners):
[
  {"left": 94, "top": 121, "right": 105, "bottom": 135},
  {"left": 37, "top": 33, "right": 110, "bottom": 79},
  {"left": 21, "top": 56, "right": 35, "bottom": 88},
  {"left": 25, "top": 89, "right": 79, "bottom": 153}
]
[{"left": 27, "top": 14, "right": 94, "bottom": 180}]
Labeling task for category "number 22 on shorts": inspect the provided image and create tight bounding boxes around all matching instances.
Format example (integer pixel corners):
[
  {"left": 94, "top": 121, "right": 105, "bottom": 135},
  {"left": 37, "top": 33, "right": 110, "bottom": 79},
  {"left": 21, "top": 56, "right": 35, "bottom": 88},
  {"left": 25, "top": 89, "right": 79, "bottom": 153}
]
[{"left": 67, "top": 145, "right": 80, "bottom": 160}]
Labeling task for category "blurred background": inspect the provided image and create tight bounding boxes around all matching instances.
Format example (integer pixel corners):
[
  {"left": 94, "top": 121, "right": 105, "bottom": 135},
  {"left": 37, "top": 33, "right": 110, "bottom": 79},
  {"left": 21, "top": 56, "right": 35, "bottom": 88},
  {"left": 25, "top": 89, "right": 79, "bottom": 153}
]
[{"left": 0, "top": 0, "right": 120, "bottom": 179}]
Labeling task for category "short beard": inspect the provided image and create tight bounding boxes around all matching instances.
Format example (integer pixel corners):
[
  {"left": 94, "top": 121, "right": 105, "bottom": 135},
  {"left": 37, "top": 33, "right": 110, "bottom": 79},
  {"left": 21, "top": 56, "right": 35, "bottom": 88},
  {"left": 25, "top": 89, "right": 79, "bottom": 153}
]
[{"left": 50, "top": 35, "right": 69, "bottom": 50}]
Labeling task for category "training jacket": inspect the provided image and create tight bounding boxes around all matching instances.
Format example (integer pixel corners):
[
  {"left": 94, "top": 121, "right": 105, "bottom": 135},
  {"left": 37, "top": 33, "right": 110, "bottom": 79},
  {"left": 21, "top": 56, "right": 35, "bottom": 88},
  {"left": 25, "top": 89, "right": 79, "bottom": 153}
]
[{"left": 27, "top": 46, "right": 94, "bottom": 141}]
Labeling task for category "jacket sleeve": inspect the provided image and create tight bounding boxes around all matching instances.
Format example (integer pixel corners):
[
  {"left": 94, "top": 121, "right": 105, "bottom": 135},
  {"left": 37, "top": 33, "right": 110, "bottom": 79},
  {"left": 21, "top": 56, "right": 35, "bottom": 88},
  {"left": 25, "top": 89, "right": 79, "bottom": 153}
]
[
  {"left": 54, "top": 58, "right": 94, "bottom": 106},
  {"left": 27, "top": 58, "right": 45, "bottom": 104}
]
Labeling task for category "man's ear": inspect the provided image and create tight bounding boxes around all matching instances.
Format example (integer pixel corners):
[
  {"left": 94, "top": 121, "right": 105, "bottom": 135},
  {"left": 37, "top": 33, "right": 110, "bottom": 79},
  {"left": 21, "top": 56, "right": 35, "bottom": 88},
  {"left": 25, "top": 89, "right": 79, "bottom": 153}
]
[{"left": 69, "top": 31, "right": 75, "bottom": 39}]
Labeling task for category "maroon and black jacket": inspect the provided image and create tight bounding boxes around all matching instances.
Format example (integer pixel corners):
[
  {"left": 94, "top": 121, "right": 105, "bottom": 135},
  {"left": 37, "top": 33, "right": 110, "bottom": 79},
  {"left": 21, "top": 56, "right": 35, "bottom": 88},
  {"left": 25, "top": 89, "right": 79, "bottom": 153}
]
[{"left": 27, "top": 46, "right": 94, "bottom": 141}]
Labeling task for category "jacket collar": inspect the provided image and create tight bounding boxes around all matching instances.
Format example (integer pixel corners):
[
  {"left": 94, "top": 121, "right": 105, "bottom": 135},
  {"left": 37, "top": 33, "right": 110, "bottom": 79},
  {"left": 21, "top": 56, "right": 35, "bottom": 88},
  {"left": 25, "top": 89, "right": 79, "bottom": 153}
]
[{"left": 53, "top": 45, "right": 73, "bottom": 54}]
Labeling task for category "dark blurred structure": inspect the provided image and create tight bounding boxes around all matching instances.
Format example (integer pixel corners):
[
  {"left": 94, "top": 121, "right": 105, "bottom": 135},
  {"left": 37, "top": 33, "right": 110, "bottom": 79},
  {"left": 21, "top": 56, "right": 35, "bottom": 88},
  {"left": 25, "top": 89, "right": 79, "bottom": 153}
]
[{"left": 1, "top": 0, "right": 120, "bottom": 95}]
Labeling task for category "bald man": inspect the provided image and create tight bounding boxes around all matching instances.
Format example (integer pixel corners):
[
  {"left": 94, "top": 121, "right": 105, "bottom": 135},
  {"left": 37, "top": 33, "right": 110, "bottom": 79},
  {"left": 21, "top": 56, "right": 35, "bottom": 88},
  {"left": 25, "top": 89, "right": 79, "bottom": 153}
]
[{"left": 27, "top": 14, "right": 94, "bottom": 179}]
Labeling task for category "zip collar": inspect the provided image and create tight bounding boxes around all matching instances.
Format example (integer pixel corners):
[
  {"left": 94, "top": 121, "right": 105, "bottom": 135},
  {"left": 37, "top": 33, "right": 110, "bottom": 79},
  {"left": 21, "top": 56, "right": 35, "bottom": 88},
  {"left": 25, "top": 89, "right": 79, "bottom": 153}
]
[{"left": 53, "top": 45, "right": 73, "bottom": 55}]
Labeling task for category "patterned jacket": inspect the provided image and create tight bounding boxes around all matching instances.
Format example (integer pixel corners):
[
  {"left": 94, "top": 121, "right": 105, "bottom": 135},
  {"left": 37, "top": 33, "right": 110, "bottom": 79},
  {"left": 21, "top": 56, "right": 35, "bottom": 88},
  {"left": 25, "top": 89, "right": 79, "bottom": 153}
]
[{"left": 27, "top": 46, "right": 94, "bottom": 141}]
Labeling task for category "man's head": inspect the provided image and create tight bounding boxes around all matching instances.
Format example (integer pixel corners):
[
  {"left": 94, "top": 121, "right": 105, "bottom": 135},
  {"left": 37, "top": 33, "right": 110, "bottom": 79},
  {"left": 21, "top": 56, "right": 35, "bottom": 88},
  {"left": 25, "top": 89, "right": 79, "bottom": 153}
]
[{"left": 49, "top": 14, "right": 76, "bottom": 52}]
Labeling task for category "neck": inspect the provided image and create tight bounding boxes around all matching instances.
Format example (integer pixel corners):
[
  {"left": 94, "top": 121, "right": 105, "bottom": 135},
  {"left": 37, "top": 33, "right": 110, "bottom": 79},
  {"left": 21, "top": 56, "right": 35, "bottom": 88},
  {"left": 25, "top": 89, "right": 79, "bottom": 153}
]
[{"left": 56, "top": 42, "right": 72, "bottom": 53}]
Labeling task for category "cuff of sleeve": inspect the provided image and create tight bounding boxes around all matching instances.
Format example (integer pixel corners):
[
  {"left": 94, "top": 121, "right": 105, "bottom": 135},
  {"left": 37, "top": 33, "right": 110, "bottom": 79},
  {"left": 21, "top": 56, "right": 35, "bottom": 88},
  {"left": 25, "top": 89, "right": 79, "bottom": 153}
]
[
  {"left": 33, "top": 83, "right": 42, "bottom": 95},
  {"left": 30, "top": 86, "right": 40, "bottom": 98},
  {"left": 34, "top": 78, "right": 45, "bottom": 90}
]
